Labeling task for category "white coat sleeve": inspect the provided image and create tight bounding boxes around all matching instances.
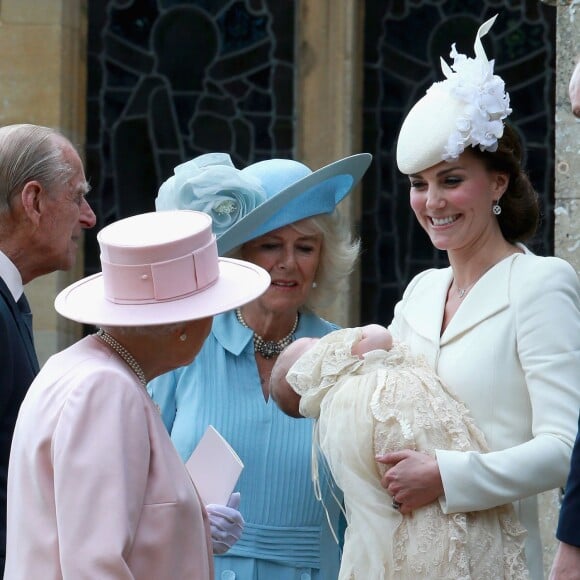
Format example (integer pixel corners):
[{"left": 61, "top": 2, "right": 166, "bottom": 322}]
[{"left": 437, "top": 257, "right": 580, "bottom": 512}]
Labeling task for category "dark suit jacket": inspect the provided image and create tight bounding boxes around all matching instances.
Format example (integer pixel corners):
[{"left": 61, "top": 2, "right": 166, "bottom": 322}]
[
  {"left": 557, "top": 411, "right": 580, "bottom": 547},
  {"left": 0, "top": 277, "right": 39, "bottom": 568}
]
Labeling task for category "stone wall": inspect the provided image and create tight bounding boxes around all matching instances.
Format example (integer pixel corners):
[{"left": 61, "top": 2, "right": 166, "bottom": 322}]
[
  {"left": 540, "top": 1, "right": 580, "bottom": 576},
  {"left": 0, "top": 0, "right": 88, "bottom": 363},
  {"left": 554, "top": 0, "right": 580, "bottom": 274},
  {"left": 295, "top": 0, "right": 365, "bottom": 327}
]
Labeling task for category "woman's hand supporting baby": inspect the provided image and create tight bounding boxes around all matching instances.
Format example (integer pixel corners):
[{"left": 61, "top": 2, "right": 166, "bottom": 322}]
[{"left": 376, "top": 450, "right": 444, "bottom": 515}]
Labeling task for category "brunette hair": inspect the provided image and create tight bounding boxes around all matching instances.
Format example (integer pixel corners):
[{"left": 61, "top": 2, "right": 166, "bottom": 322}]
[{"left": 472, "top": 123, "right": 539, "bottom": 243}]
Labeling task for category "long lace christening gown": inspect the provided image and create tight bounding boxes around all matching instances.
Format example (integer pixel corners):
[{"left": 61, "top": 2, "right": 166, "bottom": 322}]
[{"left": 287, "top": 328, "right": 529, "bottom": 580}]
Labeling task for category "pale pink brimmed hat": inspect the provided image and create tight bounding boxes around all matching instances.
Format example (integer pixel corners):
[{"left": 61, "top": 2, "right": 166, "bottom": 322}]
[{"left": 55, "top": 210, "right": 270, "bottom": 326}]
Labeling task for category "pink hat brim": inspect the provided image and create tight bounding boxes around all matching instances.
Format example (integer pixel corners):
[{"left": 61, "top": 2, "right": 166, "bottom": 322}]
[{"left": 55, "top": 257, "right": 270, "bottom": 326}]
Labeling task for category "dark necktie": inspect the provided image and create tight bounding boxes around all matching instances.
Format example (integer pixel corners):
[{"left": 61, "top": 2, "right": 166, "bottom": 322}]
[
  {"left": 16, "top": 292, "right": 40, "bottom": 373},
  {"left": 17, "top": 293, "right": 34, "bottom": 340}
]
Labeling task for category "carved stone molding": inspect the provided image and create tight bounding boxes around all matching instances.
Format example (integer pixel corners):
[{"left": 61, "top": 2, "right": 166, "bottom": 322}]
[{"left": 296, "top": 0, "right": 365, "bottom": 326}]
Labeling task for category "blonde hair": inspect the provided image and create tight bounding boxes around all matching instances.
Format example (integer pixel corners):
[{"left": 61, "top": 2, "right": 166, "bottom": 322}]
[
  {"left": 228, "top": 209, "right": 360, "bottom": 314},
  {"left": 294, "top": 211, "right": 360, "bottom": 312}
]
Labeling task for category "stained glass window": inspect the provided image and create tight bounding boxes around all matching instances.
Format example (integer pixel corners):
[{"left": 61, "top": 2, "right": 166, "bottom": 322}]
[
  {"left": 86, "top": 0, "right": 295, "bottom": 276},
  {"left": 360, "top": 1, "right": 555, "bottom": 323}
]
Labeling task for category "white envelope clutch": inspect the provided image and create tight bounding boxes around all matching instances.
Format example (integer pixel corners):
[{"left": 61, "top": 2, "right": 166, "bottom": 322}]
[{"left": 185, "top": 425, "right": 244, "bottom": 505}]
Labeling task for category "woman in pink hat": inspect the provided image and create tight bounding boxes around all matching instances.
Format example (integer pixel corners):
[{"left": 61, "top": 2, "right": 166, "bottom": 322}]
[
  {"left": 150, "top": 152, "right": 371, "bottom": 580},
  {"left": 4, "top": 210, "right": 270, "bottom": 580},
  {"left": 375, "top": 15, "right": 580, "bottom": 580}
]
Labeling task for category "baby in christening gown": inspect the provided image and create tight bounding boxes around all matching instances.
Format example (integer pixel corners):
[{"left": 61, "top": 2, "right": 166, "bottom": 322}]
[{"left": 269, "top": 325, "right": 529, "bottom": 580}]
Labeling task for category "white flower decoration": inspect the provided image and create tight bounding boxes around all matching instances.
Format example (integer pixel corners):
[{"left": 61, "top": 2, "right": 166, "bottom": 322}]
[
  {"left": 432, "top": 15, "right": 512, "bottom": 161},
  {"left": 156, "top": 153, "right": 266, "bottom": 237}
]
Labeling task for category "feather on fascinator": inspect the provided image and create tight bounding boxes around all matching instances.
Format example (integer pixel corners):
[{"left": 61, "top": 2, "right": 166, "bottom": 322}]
[{"left": 396, "top": 15, "right": 512, "bottom": 175}]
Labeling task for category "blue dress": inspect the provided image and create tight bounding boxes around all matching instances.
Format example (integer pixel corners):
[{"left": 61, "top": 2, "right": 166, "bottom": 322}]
[{"left": 149, "top": 309, "right": 342, "bottom": 580}]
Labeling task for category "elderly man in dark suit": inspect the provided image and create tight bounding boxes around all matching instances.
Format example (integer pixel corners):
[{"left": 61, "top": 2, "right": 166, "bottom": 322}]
[{"left": 0, "top": 124, "right": 96, "bottom": 572}]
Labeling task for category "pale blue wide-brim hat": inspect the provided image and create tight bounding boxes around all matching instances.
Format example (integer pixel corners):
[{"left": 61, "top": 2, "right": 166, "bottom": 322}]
[{"left": 156, "top": 152, "right": 372, "bottom": 255}]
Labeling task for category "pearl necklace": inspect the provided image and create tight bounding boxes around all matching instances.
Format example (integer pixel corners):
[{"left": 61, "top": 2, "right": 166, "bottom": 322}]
[
  {"left": 96, "top": 329, "right": 147, "bottom": 386},
  {"left": 235, "top": 308, "right": 299, "bottom": 359}
]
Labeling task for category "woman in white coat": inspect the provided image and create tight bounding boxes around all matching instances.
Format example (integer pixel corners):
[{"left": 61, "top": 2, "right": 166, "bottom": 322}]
[{"left": 376, "top": 16, "right": 580, "bottom": 580}]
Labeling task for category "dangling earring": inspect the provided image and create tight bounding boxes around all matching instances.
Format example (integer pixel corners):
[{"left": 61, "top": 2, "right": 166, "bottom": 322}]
[
  {"left": 179, "top": 333, "right": 187, "bottom": 342},
  {"left": 312, "top": 281, "right": 318, "bottom": 289},
  {"left": 492, "top": 201, "right": 502, "bottom": 215}
]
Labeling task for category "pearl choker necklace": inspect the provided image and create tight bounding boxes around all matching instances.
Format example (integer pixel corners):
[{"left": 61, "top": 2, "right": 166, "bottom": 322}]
[
  {"left": 96, "top": 329, "right": 147, "bottom": 386},
  {"left": 235, "top": 308, "right": 299, "bottom": 359}
]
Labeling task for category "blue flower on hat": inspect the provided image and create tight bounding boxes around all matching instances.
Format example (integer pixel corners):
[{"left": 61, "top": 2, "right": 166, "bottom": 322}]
[{"left": 156, "top": 153, "right": 267, "bottom": 237}]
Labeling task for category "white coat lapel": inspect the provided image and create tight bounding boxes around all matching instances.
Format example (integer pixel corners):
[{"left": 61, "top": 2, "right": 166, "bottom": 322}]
[
  {"left": 441, "top": 254, "right": 519, "bottom": 345},
  {"left": 400, "top": 267, "right": 452, "bottom": 343}
]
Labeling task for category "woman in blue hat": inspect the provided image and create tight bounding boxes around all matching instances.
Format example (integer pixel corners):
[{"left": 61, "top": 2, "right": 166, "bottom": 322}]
[{"left": 149, "top": 151, "right": 371, "bottom": 580}]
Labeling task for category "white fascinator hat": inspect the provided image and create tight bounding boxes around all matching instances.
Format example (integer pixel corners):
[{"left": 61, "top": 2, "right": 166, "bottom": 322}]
[{"left": 396, "top": 14, "right": 512, "bottom": 175}]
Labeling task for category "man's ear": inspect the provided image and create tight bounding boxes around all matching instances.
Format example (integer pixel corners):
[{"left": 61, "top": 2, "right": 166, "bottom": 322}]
[{"left": 20, "top": 181, "right": 44, "bottom": 225}]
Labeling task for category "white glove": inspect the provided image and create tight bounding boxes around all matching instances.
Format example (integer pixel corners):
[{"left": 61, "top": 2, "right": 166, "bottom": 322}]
[{"left": 206, "top": 492, "right": 245, "bottom": 555}]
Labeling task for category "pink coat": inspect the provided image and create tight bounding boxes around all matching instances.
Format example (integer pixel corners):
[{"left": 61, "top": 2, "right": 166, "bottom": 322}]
[{"left": 5, "top": 336, "right": 213, "bottom": 580}]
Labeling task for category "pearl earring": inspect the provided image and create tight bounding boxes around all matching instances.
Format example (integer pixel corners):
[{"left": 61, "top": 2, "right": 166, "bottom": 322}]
[
  {"left": 492, "top": 201, "right": 502, "bottom": 215},
  {"left": 179, "top": 333, "right": 187, "bottom": 342},
  {"left": 312, "top": 281, "right": 318, "bottom": 289}
]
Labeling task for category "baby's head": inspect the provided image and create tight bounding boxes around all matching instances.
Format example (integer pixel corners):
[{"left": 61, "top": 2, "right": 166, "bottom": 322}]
[
  {"left": 269, "top": 337, "right": 319, "bottom": 417},
  {"left": 351, "top": 324, "right": 393, "bottom": 357}
]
